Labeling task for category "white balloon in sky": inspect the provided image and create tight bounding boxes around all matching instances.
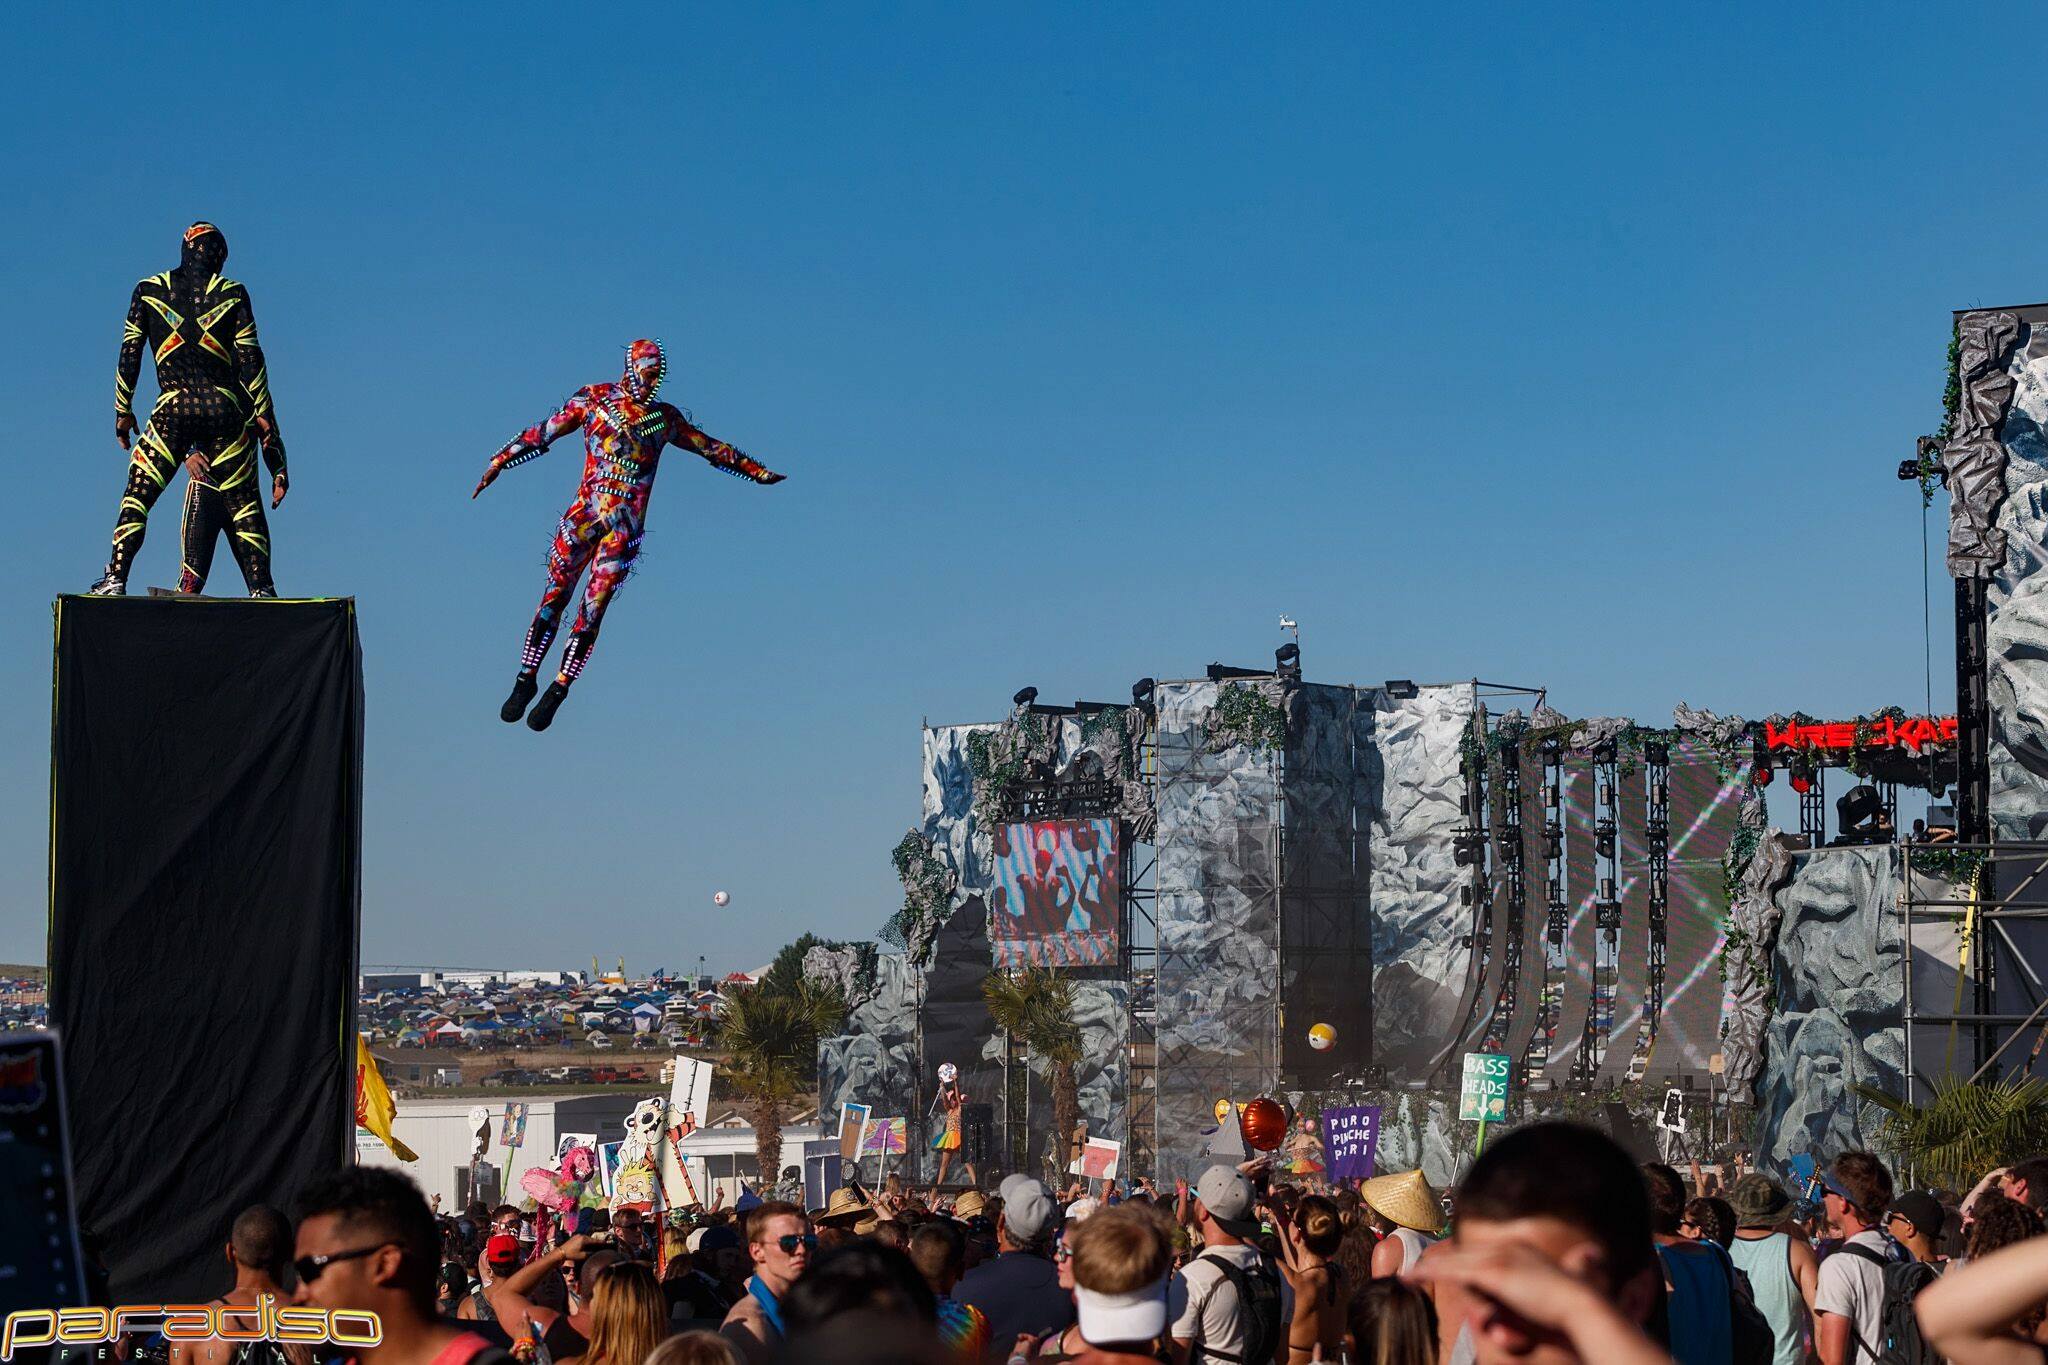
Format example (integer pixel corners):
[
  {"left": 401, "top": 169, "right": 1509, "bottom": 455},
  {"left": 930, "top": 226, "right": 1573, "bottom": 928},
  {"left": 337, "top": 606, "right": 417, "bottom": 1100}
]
[{"left": 713, "top": 891, "right": 730, "bottom": 907}]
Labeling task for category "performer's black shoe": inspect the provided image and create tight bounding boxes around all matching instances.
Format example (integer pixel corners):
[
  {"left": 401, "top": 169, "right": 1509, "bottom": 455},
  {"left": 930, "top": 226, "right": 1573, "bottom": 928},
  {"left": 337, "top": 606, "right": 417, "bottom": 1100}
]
[
  {"left": 87, "top": 571, "right": 127, "bottom": 597},
  {"left": 526, "top": 680, "right": 570, "bottom": 732},
  {"left": 500, "top": 674, "right": 540, "bottom": 724},
  {"left": 249, "top": 587, "right": 277, "bottom": 599}
]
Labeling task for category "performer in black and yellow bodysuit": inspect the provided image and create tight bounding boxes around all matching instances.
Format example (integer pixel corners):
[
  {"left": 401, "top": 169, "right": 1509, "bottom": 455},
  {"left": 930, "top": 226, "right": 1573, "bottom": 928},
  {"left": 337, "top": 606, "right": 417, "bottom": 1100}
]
[{"left": 92, "top": 222, "right": 288, "bottom": 596}]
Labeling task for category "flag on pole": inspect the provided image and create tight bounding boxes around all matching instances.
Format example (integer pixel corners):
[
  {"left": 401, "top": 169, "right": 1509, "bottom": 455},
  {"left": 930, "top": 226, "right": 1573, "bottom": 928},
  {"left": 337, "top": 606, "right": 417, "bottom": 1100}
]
[{"left": 355, "top": 1035, "right": 418, "bottom": 1161}]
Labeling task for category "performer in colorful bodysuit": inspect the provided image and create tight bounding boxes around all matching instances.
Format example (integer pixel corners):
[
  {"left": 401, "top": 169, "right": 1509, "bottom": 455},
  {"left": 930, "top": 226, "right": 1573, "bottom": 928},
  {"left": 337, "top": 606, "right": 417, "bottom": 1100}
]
[
  {"left": 93, "top": 222, "right": 287, "bottom": 596},
  {"left": 474, "top": 340, "right": 784, "bottom": 731}
]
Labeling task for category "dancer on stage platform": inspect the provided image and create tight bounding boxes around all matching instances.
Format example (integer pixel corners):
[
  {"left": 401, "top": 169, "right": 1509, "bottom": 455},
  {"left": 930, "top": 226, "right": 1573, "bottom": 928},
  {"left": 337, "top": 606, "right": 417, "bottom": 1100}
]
[
  {"left": 93, "top": 222, "right": 288, "bottom": 597},
  {"left": 474, "top": 339, "right": 784, "bottom": 732}
]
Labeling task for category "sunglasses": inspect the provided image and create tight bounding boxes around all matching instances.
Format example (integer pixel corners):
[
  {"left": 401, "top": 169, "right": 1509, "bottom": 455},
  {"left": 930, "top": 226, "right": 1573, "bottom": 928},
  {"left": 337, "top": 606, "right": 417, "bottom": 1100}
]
[
  {"left": 295, "top": 1242, "right": 396, "bottom": 1285},
  {"left": 1054, "top": 1243, "right": 1074, "bottom": 1262},
  {"left": 774, "top": 1234, "right": 818, "bottom": 1255}
]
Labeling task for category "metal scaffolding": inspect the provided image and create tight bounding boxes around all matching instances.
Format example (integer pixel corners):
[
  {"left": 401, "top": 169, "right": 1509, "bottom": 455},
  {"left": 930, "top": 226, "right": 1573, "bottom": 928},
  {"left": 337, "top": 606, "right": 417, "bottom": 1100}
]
[{"left": 1900, "top": 841, "right": 2048, "bottom": 1100}]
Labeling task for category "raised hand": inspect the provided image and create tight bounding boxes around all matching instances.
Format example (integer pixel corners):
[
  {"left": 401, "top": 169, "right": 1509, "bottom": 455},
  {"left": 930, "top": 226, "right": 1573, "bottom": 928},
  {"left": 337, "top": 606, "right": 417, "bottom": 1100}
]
[{"left": 116, "top": 412, "right": 135, "bottom": 452}]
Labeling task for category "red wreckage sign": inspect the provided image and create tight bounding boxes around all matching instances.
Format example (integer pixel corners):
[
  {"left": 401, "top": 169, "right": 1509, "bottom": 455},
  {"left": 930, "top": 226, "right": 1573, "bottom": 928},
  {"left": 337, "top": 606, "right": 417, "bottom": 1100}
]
[{"left": 1763, "top": 715, "right": 1957, "bottom": 755}]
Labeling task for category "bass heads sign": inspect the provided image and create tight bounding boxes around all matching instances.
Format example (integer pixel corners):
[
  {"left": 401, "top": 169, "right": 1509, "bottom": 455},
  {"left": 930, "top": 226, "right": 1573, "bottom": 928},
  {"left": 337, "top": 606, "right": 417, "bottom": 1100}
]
[{"left": 1763, "top": 714, "right": 1957, "bottom": 755}]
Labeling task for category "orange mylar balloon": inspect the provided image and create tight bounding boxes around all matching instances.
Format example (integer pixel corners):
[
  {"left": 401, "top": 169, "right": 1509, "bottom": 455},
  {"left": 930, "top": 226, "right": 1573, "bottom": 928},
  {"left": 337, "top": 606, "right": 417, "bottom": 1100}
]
[{"left": 1240, "top": 1096, "right": 1287, "bottom": 1151}]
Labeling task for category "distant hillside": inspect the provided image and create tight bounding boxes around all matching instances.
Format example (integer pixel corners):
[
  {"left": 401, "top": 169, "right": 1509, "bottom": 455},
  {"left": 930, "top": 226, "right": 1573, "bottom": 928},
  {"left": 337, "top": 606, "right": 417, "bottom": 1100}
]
[{"left": 0, "top": 964, "right": 45, "bottom": 982}]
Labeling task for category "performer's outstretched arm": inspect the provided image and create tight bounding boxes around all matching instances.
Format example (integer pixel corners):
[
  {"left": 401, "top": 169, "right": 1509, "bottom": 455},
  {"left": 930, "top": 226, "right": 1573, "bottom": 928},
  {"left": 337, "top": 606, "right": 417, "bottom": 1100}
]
[
  {"left": 666, "top": 409, "right": 785, "bottom": 484},
  {"left": 231, "top": 290, "right": 291, "bottom": 506},
  {"left": 473, "top": 391, "right": 591, "bottom": 497},
  {"left": 115, "top": 284, "right": 146, "bottom": 449}
]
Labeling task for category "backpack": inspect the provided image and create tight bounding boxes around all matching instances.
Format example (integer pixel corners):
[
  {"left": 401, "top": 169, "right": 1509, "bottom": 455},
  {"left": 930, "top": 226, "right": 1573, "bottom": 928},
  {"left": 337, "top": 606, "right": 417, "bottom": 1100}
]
[
  {"left": 1840, "top": 1244, "right": 1941, "bottom": 1365},
  {"left": 1195, "top": 1251, "right": 1284, "bottom": 1365}
]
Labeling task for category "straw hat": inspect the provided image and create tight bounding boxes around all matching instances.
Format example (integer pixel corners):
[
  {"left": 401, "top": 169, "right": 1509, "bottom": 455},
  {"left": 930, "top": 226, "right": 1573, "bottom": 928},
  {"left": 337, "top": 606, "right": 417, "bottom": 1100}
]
[
  {"left": 951, "top": 1189, "right": 988, "bottom": 1221},
  {"left": 1361, "top": 1169, "right": 1444, "bottom": 1234},
  {"left": 814, "top": 1185, "right": 873, "bottom": 1226}
]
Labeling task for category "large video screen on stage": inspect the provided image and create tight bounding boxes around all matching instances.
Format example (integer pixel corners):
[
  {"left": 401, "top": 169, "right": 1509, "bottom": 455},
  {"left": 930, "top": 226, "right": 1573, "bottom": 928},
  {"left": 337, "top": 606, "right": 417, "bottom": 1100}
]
[{"left": 990, "top": 818, "right": 1120, "bottom": 967}]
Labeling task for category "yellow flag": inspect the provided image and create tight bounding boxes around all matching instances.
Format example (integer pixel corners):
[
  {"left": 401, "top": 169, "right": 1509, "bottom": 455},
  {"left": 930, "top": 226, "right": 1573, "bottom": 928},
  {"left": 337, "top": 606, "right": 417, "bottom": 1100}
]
[{"left": 355, "top": 1035, "right": 418, "bottom": 1161}]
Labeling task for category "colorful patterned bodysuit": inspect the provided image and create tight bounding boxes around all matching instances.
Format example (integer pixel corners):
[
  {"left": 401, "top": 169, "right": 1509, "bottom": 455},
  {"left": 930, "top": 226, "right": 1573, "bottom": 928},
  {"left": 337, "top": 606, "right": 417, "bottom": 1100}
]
[
  {"left": 104, "top": 223, "right": 285, "bottom": 593},
  {"left": 476, "top": 340, "right": 783, "bottom": 690}
]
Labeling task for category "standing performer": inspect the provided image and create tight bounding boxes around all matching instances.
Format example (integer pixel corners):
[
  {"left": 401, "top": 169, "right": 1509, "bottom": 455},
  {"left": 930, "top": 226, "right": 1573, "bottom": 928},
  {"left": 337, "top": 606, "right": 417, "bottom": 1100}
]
[
  {"left": 473, "top": 339, "right": 784, "bottom": 731},
  {"left": 930, "top": 1063, "right": 973, "bottom": 1190},
  {"left": 93, "top": 222, "right": 288, "bottom": 596}
]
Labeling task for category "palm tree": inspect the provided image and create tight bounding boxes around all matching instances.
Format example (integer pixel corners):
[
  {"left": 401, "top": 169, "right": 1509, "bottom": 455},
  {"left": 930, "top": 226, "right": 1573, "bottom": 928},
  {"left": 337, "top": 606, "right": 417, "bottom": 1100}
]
[
  {"left": 982, "top": 967, "right": 1085, "bottom": 1179},
  {"left": 1852, "top": 1074, "right": 2048, "bottom": 1190},
  {"left": 719, "top": 982, "right": 843, "bottom": 1188}
]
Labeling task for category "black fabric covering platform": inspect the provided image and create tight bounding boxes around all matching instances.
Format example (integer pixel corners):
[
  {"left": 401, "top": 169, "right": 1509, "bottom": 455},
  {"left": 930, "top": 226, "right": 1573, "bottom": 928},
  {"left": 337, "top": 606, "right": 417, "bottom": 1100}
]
[{"left": 48, "top": 595, "right": 362, "bottom": 1302}]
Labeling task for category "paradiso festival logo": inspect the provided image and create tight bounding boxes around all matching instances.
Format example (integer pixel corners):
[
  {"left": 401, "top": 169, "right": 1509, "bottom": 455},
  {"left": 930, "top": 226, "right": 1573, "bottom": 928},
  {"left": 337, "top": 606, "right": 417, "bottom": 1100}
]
[{"left": 2, "top": 1298, "right": 382, "bottom": 1359}]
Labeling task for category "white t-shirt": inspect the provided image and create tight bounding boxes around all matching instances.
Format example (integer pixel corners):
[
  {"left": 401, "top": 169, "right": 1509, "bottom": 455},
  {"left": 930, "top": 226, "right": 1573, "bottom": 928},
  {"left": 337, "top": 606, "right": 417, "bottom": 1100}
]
[
  {"left": 1167, "top": 1243, "right": 1293, "bottom": 1363},
  {"left": 1814, "top": 1230, "right": 1888, "bottom": 1361}
]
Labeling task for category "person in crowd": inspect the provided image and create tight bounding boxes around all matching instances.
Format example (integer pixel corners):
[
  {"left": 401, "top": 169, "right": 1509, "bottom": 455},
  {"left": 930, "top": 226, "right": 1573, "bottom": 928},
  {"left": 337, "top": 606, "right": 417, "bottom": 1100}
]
[
  {"left": 720, "top": 1200, "right": 815, "bottom": 1363},
  {"left": 911, "top": 1220, "right": 993, "bottom": 1362},
  {"left": 561, "top": 1261, "right": 665, "bottom": 1365},
  {"left": 1644, "top": 1162, "right": 1738, "bottom": 1365},
  {"left": 1360, "top": 1171, "right": 1443, "bottom": 1277},
  {"left": 1408, "top": 1121, "right": 1669, "bottom": 1365},
  {"left": 1345, "top": 1277, "right": 1438, "bottom": 1365},
  {"left": 1998, "top": 1156, "right": 2048, "bottom": 1212},
  {"left": 1166, "top": 1165, "right": 1288, "bottom": 1365},
  {"left": 1680, "top": 1197, "right": 1736, "bottom": 1249},
  {"left": 1726, "top": 1174, "right": 1819, "bottom": 1365},
  {"left": 1813, "top": 1151, "right": 1895, "bottom": 1365},
  {"left": 1020, "top": 1200, "right": 1097, "bottom": 1364},
  {"left": 1915, "top": 1229, "right": 2048, "bottom": 1365},
  {"left": 609, "top": 1208, "right": 652, "bottom": 1262},
  {"left": 459, "top": 1235, "right": 522, "bottom": 1323},
  {"left": 667, "top": 1225, "right": 744, "bottom": 1326},
  {"left": 645, "top": 1332, "right": 745, "bottom": 1365},
  {"left": 778, "top": 1242, "right": 937, "bottom": 1347},
  {"left": 439, "top": 1261, "right": 474, "bottom": 1321},
  {"left": 170, "top": 1205, "right": 313, "bottom": 1365},
  {"left": 1960, "top": 1191, "right": 2045, "bottom": 1316},
  {"left": 958, "top": 1176, "right": 1076, "bottom": 1355},
  {"left": 486, "top": 1231, "right": 619, "bottom": 1360},
  {"left": 1885, "top": 1190, "right": 1948, "bottom": 1268},
  {"left": 1268, "top": 1194, "right": 1347, "bottom": 1364},
  {"left": 1037, "top": 1204, "right": 1180, "bottom": 1365},
  {"left": 292, "top": 1167, "right": 514, "bottom": 1365}
]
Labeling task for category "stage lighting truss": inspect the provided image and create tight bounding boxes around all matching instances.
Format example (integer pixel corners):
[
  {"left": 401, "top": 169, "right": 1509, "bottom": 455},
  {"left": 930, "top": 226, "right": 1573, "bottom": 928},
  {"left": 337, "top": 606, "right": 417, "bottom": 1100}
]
[
  {"left": 1481, "top": 720, "right": 1528, "bottom": 1054},
  {"left": 1575, "top": 747, "right": 1624, "bottom": 1089},
  {"left": 1449, "top": 710, "right": 1494, "bottom": 1060},
  {"left": 1628, "top": 744, "right": 1672, "bottom": 1084},
  {"left": 1527, "top": 742, "right": 1569, "bottom": 1075}
]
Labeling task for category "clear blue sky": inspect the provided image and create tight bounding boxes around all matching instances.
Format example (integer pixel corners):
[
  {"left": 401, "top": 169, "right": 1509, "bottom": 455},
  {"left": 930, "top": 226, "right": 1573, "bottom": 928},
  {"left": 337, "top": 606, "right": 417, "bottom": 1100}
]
[{"left": 3, "top": 4, "right": 2035, "bottom": 972}]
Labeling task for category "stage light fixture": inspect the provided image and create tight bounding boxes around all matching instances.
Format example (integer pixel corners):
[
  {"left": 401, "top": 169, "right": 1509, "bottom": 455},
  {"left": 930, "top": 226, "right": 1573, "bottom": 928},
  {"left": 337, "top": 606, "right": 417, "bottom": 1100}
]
[
  {"left": 1599, "top": 878, "right": 1616, "bottom": 902},
  {"left": 1753, "top": 766, "right": 1774, "bottom": 788},
  {"left": 1013, "top": 686, "right": 1039, "bottom": 707},
  {"left": 1459, "top": 886, "right": 1473, "bottom": 907},
  {"left": 1645, "top": 739, "right": 1669, "bottom": 766},
  {"left": 1592, "top": 740, "right": 1617, "bottom": 763},
  {"left": 1790, "top": 773, "right": 1811, "bottom": 794},
  {"left": 1599, "top": 783, "right": 1614, "bottom": 808},
  {"left": 1384, "top": 679, "right": 1419, "bottom": 700},
  {"left": 1595, "top": 819, "right": 1616, "bottom": 860},
  {"left": 1275, "top": 643, "right": 1302, "bottom": 682}
]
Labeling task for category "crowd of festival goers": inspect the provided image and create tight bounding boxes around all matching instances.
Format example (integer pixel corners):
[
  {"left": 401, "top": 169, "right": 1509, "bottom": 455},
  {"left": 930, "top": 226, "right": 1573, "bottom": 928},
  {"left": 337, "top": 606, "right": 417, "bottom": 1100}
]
[{"left": 119, "top": 1123, "right": 2048, "bottom": 1365}]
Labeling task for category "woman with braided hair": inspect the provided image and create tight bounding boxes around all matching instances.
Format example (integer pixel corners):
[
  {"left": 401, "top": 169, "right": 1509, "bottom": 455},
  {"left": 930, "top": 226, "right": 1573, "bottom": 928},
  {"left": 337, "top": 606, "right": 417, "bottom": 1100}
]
[{"left": 474, "top": 339, "right": 784, "bottom": 731}]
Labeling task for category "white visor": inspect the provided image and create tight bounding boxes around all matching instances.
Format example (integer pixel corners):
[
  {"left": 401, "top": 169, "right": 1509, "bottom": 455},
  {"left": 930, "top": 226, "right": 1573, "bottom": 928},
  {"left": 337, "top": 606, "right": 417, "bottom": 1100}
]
[{"left": 1076, "top": 1278, "right": 1169, "bottom": 1345}]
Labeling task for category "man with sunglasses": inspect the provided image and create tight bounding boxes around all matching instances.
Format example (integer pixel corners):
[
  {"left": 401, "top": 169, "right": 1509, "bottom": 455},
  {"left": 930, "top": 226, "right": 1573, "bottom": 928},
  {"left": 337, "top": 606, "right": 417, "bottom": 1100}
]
[
  {"left": 1811, "top": 1152, "right": 1896, "bottom": 1365},
  {"left": 293, "top": 1167, "right": 515, "bottom": 1365},
  {"left": 720, "top": 1201, "right": 815, "bottom": 1364}
]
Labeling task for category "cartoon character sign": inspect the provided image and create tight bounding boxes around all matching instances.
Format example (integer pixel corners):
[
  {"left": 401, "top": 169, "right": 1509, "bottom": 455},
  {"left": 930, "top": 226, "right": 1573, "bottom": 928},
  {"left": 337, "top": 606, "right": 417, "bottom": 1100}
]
[{"left": 611, "top": 1097, "right": 666, "bottom": 1210}]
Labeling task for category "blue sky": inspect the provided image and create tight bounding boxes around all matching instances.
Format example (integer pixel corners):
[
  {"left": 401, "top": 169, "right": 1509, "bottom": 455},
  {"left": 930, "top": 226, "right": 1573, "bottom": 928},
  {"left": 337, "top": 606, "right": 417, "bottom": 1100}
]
[{"left": 2, "top": 4, "right": 2035, "bottom": 972}]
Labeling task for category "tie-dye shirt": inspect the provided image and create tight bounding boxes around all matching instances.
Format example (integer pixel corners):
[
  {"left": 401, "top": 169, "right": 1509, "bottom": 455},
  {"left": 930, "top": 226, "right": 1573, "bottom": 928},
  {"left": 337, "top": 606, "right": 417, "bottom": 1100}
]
[{"left": 936, "top": 1295, "right": 991, "bottom": 1362}]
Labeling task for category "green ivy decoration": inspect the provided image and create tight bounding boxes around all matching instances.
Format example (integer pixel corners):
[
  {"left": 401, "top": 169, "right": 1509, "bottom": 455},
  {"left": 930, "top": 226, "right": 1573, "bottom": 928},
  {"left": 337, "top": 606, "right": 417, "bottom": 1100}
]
[
  {"left": 1909, "top": 846, "right": 1987, "bottom": 881},
  {"left": 886, "top": 830, "right": 956, "bottom": 965},
  {"left": 1206, "top": 681, "right": 1287, "bottom": 754}
]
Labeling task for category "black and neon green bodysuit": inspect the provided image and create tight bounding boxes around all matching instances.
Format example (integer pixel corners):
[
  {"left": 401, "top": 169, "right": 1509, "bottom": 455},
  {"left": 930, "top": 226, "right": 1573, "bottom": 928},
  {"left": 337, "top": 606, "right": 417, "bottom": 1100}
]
[{"left": 96, "top": 222, "right": 286, "bottom": 595}]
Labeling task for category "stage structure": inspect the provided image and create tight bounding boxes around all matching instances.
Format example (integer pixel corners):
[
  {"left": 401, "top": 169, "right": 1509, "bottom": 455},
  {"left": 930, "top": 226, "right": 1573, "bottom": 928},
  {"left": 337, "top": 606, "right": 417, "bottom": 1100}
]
[
  {"left": 47, "top": 596, "right": 363, "bottom": 1302},
  {"left": 818, "top": 640, "right": 1974, "bottom": 1184}
]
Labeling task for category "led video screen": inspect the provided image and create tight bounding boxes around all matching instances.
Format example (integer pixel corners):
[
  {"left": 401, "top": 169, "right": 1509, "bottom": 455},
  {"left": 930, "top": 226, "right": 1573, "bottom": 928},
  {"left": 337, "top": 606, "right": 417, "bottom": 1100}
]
[{"left": 989, "top": 818, "right": 1120, "bottom": 967}]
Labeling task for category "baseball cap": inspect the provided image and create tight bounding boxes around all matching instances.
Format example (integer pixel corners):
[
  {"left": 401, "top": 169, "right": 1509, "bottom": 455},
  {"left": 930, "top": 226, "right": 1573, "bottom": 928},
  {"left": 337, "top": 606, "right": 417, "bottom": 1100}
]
[
  {"left": 485, "top": 1233, "right": 521, "bottom": 1268},
  {"left": 697, "top": 1225, "right": 740, "bottom": 1253},
  {"left": 1004, "top": 1178, "right": 1057, "bottom": 1243},
  {"left": 1194, "top": 1165, "right": 1261, "bottom": 1238},
  {"left": 1889, "top": 1191, "right": 1945, "bottom": 1240},
  {"left": 1077, "top": 1277, "right": 1169, "bottom": 1346}
]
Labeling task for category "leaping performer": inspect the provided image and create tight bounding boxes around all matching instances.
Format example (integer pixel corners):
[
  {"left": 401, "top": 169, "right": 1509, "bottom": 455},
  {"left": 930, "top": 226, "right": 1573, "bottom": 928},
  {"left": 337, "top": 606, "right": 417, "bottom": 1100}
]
[
  {"left": 93, "top": 222, "right": 288, "bottom": 596},
  {"left": 473, "top": 340, "right": 784, "bottom": 731}
]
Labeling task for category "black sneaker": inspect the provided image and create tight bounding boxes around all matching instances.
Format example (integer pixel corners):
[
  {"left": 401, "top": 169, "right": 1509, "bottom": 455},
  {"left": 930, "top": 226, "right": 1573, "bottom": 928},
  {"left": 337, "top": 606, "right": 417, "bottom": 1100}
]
[
  {"left": 87, "top": 571, "right": 127, "bottom": 597},
  {"left": 526, "top": 680, "right": 570, "bottom": 732},
  {"left": 500, "top": 674, "right": 539, "bottom": 724}
]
